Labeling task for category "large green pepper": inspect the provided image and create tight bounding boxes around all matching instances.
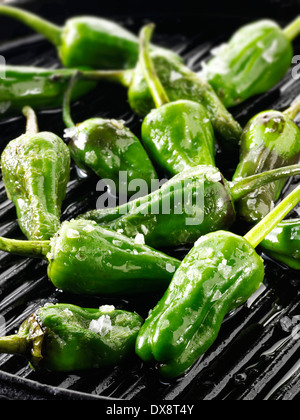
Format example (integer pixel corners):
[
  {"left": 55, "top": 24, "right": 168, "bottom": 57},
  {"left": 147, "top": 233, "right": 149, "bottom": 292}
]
[
  {"left": 232, "top": 100, "right": 300, "bottom": 224},
  {"left": 0, "top": 106, "right": 70, "bottom": 240},
  {"left": 0, "top": 219, "right": 180, "bottom": 296},
  {"left": 202, "top": 17, "right": 300, "bottom": 108},
  {"left": 137, "top": 24, "right": 215, "bottom": 176},
  {"left": 0, "top": 65, "right": 97, "bottom": 117},
  {"left": 136, "top": 183, "right": 300, "bottom": 378},
  {"left": 0, "top": 5, "right": 180, "bottom": 70},
  {"left": 260, "top": 218, "right": 300, "bottom": 270},
  {"left": 0, "top": 303, "right": 143, "bottom": 371},
  {"left": 62, "top": 74, "right": 157, "bottom": 194},
  {"left": 80, "top": 164, "right": 300, "bottom": 249}
]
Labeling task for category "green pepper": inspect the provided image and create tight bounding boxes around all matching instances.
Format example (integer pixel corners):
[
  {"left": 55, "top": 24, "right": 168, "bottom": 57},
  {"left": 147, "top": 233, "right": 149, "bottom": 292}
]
[
  {"left": 0, "top": 219, "right": 181, "bottom": 296},
  {"left": 136, "top": 183, "right": 300, "bottom": 378},
  {"left": 0, "top": 5, "right": 180, "bottom": 70},
  {"left": 0, "top": 106, "right": 70, "bottom": 240},
  {"left": 232, "top": 99, "right": 300, "bottom": 224},
  {"left": 201, "top": 17, "right": 300, "bottom": 108},
  {"left": 260, "top": 218, "right": 300, "bottom": 270},
  {"left": 80, "top": 164, "right": 300, "bottom": 249},
  {"left": 0, "top": 65, "right": 97, "bottom": 117},
  {"left": 137, "top": 24, "right": 215, "bottom": 176},
  {"left": 62, "top": 73, "right": 157, "bottom": 194},
  {"left": 0, "top": 303, "right": 143, "bottom": 371}
]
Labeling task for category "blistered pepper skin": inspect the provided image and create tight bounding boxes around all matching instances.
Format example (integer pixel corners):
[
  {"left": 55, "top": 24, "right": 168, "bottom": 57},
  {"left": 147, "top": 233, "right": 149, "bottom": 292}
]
[
  {"left": 47, "top": 219, "right": 181, "bottom": 295},
  {"left": 141, "top": 100, "right": 216, "bottom": 176},
  {"left": 1, "top": 131, "right": 70, "bottom": 240},
  {"left": 232, "top": 110, "right": 300, "bottom": 224},
  {"left": 65, "top": 118, "right": 157, "bottom": 193},
  {"left": 136, "top": 231, "right": 265, "bottom": 378},
  {"left": 0, "top": 303, "right": 143, "bottom": 372},
  {"left": 260, "top": 218, "right": 300, "bottom": 270},
  {"left": 203, "top": 20, "right": 293, "bottom": 108}
]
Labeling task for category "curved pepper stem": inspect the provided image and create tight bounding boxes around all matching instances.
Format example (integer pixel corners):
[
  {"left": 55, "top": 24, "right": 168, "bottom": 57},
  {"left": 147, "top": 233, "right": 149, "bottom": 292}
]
[
  {"left": 22, "top": 106, "right": 39, "bottom": 134},
  {"left": 0, "top": 236, "right": 50, "bottom": 259},
  {"left": 230, "top": 164, "right": 300, "bottom": 201},
  {"left": 283, "top": 96, "right": 300, "bottom": 120},
  {"left": 139, "top": 23, "right": 170, "bottom": 108},
  {"left": 62, "top": 72, "right": 81, "bottom": 128},
  {"left": 0, "top": 5, "right": 62, "bottom": 46},
  {"left": 283, "top": 16, "right": 300, "bottom": 42},
  {"left": 244, "top": 184, "right": 300, "bottom": 248}
]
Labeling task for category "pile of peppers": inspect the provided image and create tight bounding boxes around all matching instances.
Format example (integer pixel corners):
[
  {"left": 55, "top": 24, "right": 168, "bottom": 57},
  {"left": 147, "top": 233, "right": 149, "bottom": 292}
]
[{"left": 0, "top": 4, "right": 300, "bottom": 379}]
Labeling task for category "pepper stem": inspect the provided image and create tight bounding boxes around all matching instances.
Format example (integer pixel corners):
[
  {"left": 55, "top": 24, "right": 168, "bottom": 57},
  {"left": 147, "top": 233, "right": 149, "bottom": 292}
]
[
  {"left": 22, "top": 106, "right": 39, "bottom": 134},
  {"left": 230, "top": 164, "right": 300, "bottom": 201},
  {"left": 0, "top": 5, "right": 62, "bottom": 46},
  {"left": 244, "top": 184, "right": 300, "bottom": 248},
  {"left": 139, "top": 23, "right": 170, "bottom": 108},
  {"left": 0, "top": 335, "right": 27, "bottom": 356},
  {"left": 283, "top": 96, "right": 300, "bottom": 120},
  {"left": 283, "top": 16, "right": 300, "bottom": 42},
  {"left": 0, "top": 237, "right": 50, "bottom": 259},
  {"left": 62, "top": 72, "right": 81, "bottom": 128},
  {"left": 79, "top": 69, "right": 134, "bottom": 88}
]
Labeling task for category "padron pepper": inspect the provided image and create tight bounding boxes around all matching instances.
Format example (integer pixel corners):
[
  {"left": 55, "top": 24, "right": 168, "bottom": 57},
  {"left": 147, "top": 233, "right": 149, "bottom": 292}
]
[
  {"left": 80, "top": 164, "right": 300, "bottom": 249},
  {"left": 0, "top": 106, "right": 70, "bottom": 240},
  {"left": 0, "top": 219, "right": 181, "bottom": 296},
  {"left": 137, "top": 24, "right": 215, "bottom": 176},
  {"left": 136, "top": 183, "right": 300, "bottom": 378},
  {"left": 260, "top": 217, "right": 300, "bottom": 270},
  {"left": 0, "top": 303, "right": 143, "bottom": 371},
  {"left": 201, "top": 17, "right": 300, "bottom": 108},
  {"left": 232, "top": 99, "right": 300, "bottom": 224},
  {"left": 62, "top": 73, "right": 157, "bottom": 195},
  {"left": 0, "top": 4, "right": 180, "bottom": 70}
]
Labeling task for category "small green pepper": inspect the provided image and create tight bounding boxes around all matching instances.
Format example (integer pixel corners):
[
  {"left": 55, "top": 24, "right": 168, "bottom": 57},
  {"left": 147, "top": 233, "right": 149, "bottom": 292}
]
[
  {"left": 137, "top": 24, "right": 215, "bottom": 176},
  {"left": 232, "top": 99, "right": 300, "bottom": 224},
  {"left": 0, "top": 219, "right": 181, "bottom": 296},
  {"left": 202, "top": 17, "right": 300, "bottom": 108},
  {"left": 0, "top": 65, "right": 97, "bottom": 117},
  {"left": 80, "top": 164, "right": 300, "bottom": 249},
  {"left": 0, "top": 5, "right": 180, "bottom": 70},
  {"left": 260, "top": 218, "right": 300, "bottom": 270},
  {"left": 0, "top": 303, "right": 143, "bottom": 371},
  {"left": 136, "top": 183, "right": 300, "bottom": 378},
  {"left": 0, "top": 106, "right": 70, "bottom": 240},
  {"left": 62, "top": 73, "right": 157, "bottom": 194}
]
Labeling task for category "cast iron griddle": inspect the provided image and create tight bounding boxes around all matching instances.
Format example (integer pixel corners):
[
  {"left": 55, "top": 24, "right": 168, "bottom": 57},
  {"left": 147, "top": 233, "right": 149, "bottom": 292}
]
[{"left": 0, "top": 8, "right": 299, "bottom": 400}]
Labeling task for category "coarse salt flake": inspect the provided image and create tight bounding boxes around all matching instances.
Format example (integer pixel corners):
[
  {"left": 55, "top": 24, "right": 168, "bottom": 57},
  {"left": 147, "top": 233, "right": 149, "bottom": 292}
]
[{"left": 89, "top": 315, "right": 112, "bottom": 336}]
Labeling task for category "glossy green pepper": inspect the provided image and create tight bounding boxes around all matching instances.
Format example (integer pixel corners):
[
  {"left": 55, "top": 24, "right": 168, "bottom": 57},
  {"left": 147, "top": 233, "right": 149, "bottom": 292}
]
[
  {"left": 201, "top": 17, "right": 300, "bottom": 108},
  {"left": 0, "top": 106, "right": 70, "bottom": 240},
  {"left": 0, "top": 65, "right": 97, "bottom": 117},
  {"left": 0, "top": 219, "right": 180, "bottom": 296},
  {"left": 136, "top": 183, "right": 300, "bottom": 378},
  {"left": 0, "top": 303, "right": 143, "bottom": 371},
  {"left": 137, "top": 24, "right": 215, "bottom": 176},
  {"left": 0, "top": 5, "right": 180, "bottom": 70},
  {"left": 260, "top": 218, "right": 300, "bottom": 270},
  {"left": 232, "top": 100, "right": 300, "bottom": 224},
  {"left": 62, "top": 74, "right": 157, "bottom": 194},
  {"left": 80, "top": 164, "right": 300, "bottom": 249}
]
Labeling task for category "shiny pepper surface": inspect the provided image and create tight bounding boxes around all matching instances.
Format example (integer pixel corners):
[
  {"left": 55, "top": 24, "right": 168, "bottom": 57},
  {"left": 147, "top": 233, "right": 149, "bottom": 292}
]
[
  {"left": 202, "top": 20, "right": 294, "bottom": 108},
  {"left": 1, "top": 107, "right": 70, "bottom": 240},
  {"left": 0, "top": 303, "right": 143, "bottom": 371}
]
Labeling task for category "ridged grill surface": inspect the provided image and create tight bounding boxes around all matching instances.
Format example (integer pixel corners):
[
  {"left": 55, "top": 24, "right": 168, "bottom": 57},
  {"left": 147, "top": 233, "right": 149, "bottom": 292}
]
[{"left": 0, "top": 12, "right": 299, "bottom": 400}]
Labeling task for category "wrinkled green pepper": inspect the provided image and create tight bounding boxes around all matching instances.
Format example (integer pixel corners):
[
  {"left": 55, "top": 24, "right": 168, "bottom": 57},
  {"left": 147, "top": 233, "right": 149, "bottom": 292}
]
[
  {"left": 202, "top": 17, "right": 300, "bottom": 108},
  {"left": 0, "top": 303, "right": 143, "bottom": 371},
  {"left": 0, "top": 65, "right": 97, "bottom": 116},
  {"left": 0, "top": 106, "right": 70, "bottom": 240},
  {"left": 260, "top": 218, "right": 300, "bottom": 270},
  {"left": 136, "top": 184, "right": 300, "bottom": 378},
  {"left": 0, "top": 219, "right": 181, "bottom": 295},
  {"left": 62, "top": 74, "right": 157, "bottom": 194},
  {"left": 0, "top": 5, "right": 180, "bottom": 70},
  {"left": 232, "top": 99, "right": 300, "bottom": 224},
  {"left": 138, "top": 24, "right": 215, "bottom": 176},
  {"left": 80, "top": 164, "right": 300, "bottom": 249}
]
